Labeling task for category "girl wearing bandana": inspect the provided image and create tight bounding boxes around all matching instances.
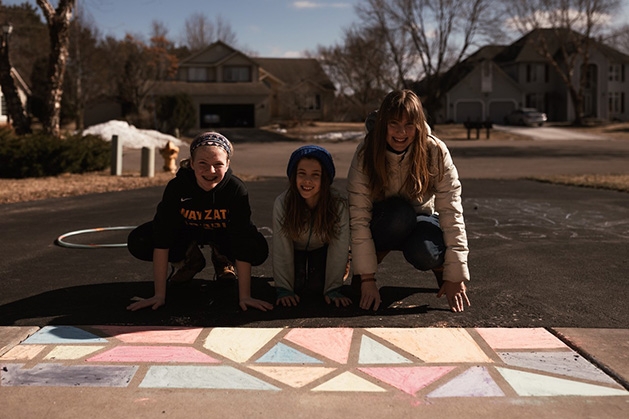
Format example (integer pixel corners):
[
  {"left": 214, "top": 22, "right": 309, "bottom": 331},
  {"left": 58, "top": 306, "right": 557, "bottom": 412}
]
[{"left": 127, "top": 132, "right": 273, "bottom": 312}]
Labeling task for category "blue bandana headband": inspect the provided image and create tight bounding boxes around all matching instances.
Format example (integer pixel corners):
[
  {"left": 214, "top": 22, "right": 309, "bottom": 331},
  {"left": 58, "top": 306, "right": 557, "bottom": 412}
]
[{"left": 190, "top": 132, "right": 233, "bottom": 158}]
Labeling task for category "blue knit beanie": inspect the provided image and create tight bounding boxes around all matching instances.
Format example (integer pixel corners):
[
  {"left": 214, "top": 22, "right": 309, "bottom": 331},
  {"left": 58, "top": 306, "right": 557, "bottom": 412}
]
[{"left": 286, "top": 145, "right": 335, "bottom": 181}]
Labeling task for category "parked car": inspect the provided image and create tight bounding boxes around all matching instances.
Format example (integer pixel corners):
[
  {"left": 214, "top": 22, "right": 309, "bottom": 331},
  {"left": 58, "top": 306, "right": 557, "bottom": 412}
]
[{"left": 505, "top": 108, "right": 547, "bottom": 127}]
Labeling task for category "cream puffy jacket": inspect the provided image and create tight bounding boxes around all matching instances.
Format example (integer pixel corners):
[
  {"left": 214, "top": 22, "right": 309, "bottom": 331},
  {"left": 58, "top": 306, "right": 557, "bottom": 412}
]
[
  {"left": 347, "top": 133, "right": 470, "bottom": 283},
  {"left": 272, "top": 190, "right": 350, "bottom": 295}
]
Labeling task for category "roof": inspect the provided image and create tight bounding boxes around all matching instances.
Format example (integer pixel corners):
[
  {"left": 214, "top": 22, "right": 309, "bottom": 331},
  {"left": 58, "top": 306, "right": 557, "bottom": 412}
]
[
  {"left": 492, "top": 28, "right": 629, "bottom": 64},
  {"left": 179, "top": 40, "right": 259, "bottom": 67},
  {"left": 255, "top": 57, "right": 336, "bottom": 91},
  {"left": 415, "top": 45, "right": 508, "bottom": 94}
]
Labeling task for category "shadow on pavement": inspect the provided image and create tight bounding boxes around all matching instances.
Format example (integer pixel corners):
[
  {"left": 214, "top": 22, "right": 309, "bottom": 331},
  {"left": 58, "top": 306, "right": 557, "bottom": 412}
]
[{"left": 0, "top": 277, "right": 446, "bottom": 328}]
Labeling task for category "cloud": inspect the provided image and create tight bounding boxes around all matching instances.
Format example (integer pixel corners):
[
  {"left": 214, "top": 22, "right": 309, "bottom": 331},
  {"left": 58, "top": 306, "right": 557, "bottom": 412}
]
[
  {"left": 292, "top": 1, "right": 350, "bottom": 9},
  {"left": 283, "top": 51, "right": 304, "bottom": 58},
  {"left": 267, "top": 46, "right": 305, "bottom": 58}
]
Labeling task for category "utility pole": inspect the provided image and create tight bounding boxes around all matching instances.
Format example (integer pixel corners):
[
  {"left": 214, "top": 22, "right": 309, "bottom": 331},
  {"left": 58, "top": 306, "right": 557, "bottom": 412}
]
[{"left": 0, "top": 22, "right": 30, "bottom": 135}]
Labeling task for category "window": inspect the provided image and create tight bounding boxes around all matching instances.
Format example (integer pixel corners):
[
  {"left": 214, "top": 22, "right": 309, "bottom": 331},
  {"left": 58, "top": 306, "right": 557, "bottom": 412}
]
[
  {"left": 609, "top": 92, "right": 625, "bottom": 114},
  {"left": 526, "top": 64, "right": 545, "bottom": 83},
  {"left": 188, "top": 67, "right": 207, "bottom": 82},
  {"left": 303, "top": 94, "right": 321, "bottom": 110},
  {"left": 609, "top": 64, "right": 621, "bottom": 82},
  {"left": 526, "top": 64, "right": 536, "bottom": 82},
  {"left": 223, "top": 66, "right": 251, "bottom": 82}
]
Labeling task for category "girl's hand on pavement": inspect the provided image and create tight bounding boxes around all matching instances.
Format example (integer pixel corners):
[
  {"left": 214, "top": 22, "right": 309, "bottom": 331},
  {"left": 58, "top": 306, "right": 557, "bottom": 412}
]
[
  {"left": 127, "top": 296, "right": 165, "bottom": 311},
  {"left": 240, "top": 297, "right": 274, "bottom": 312},
  {"left": 360, "top": 281, "right": 381, "bottom": 311},
  {"left": 437, "top": 281, "right": 470, "bottom": 312},
  {"left": 277, "top": 294, "right": 300, "bottom": 307}
]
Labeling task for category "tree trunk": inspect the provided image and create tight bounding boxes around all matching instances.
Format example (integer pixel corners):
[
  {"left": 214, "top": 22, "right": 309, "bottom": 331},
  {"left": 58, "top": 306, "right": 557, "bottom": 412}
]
[
  {"left": 0, "top": 43, "right": 31, "bottom": 135},
  {"left": 568, "top": 86, "right": 584, "bottom": 126},
  {"left": 37, "top": 0, "right": 75, "bottom": 137}
]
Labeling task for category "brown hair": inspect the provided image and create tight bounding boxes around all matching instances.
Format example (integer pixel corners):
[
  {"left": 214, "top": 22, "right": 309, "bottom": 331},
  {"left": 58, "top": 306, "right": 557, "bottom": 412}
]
[
  {"left": 281, "top": 157, "right": 341, "bottom": 244},
  {"left": 361, "top": 89, "right": 440, "bottom": 200}
]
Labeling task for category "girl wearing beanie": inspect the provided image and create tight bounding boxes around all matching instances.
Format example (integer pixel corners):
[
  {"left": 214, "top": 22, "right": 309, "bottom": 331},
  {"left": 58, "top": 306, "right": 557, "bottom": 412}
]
[
  {"left": 273, "top": 145, "right": 352, "bottom": 307},
  {"left": 348, "top": 90, "right": 471, "bottom": 312},
  {"left": 127, "top": 131, "right": 273, "bottom": 313}
]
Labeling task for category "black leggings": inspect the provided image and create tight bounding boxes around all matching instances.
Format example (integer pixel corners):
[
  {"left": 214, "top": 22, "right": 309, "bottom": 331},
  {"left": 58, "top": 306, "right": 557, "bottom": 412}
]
[
  {"left": 370, "top": 197, "right": 445, "bottom": 271},
  {"left": 293, "top": 245, "right": 327, "bottom": 296},
  {"left": 127, "top": 221, "right": 268, "bottom": 266}
]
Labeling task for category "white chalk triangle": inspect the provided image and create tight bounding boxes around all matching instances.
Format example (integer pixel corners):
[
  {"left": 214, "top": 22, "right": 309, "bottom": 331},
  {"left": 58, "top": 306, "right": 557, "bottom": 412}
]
[
  {"left": 311, "top": 371, "right": 386, "bottom": 392},
  {"left": 427, "top": 367, "right": 505, "bottom": 398},
  {"left": 497, "top": 367, "right": 629, "bottom": 396},
  {"left": 358, "top": 335, "right": 412, "bottom": 364}
]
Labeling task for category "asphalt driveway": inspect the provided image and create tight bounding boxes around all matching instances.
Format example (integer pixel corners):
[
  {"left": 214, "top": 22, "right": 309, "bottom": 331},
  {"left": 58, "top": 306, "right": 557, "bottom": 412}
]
[
  {"left": 1, "top": 135, "right": 628, "bottom": 329},
  {"left": 493, "top": 124, "right": 608, "bottom": 140}
]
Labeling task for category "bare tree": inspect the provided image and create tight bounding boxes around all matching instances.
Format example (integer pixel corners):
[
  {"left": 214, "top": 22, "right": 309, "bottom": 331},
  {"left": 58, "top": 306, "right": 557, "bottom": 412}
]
[
  {"left": 118, "top": 34, "right": 178, "bottom": 124},
  {"left": 317, "top": 25, "right": 390, "bottom": 120},
  {"left": 355, "top": 0, "right": 504, "bottom": 120},
  {"left": 183, "top": 13, "right": 237, "bottom": 51},
  {"left": 36, "top": 0, "right": 75, "bottom": 137},
  {"left": 151, "top": 20, "right": 169, "bottom": 40},
  {"left": 505, "top": 0, "right": 621, "bottom": 125},
  {"left": 355, "top": 0, "right": 417, "bottom": 90},
  {"left": 605, "top": 23, "right": 629, "bottom": 54},
  {"left": 64, "top": 4, "right": 107, "bottom": 130},
  {"left": 0, "top": 23, "right": 31, "bottom": 134}
]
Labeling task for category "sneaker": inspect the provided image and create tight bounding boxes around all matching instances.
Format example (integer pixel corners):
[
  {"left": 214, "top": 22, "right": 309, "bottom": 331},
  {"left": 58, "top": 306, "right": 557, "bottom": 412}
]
[
  {"left": 432, "top": 266, "right": 445, "bottom": 290},
  {"left": 211, "top": 246, "right": 237, "bottom": 281},
  {"left": 169, "top": 243, "right": 206, "bottom": 283}
]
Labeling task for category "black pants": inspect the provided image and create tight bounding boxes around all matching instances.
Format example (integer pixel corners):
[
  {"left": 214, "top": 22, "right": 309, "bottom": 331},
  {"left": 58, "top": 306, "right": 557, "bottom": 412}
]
[
  {"left": 370, "top": 197, "right": 445, "bottom": 270},
  {"left": 293, "top": 245, "right": 327, "bottom": 297},
  {"left": 127, "top": 221, "right": 268, "bottom": 266}
]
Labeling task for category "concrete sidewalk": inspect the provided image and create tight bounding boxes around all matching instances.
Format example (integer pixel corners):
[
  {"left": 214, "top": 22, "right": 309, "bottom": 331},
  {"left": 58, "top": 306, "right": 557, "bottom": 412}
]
[{"left": 1, "top": 325, "right": 628, "bottom": 418}]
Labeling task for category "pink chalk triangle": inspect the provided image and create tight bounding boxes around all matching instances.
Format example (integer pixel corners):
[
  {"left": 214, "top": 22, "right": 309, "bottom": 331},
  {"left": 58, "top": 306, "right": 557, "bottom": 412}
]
[
  {"left": 359, "top": 366, "right": 455, "bottom": 395},
  {"left": 284, "top": 328, "right": 353, "bottom": 364},
  {"left": 94, "top": 326, "right": 202, "bottom": 344},
  {"left": 87, "top": 346, "right": 220, "bottom": 363}
]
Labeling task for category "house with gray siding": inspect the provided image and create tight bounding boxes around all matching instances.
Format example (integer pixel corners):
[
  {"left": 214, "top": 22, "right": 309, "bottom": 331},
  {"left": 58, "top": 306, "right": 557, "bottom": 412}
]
[{"left": 430, "top": 29, "right": 629, "bottom": 124}]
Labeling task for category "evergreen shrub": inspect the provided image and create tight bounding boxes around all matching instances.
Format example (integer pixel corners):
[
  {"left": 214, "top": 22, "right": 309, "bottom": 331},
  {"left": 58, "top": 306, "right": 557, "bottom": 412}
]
[{"left": 0, "top": 128, "right": 110, "bottom": 178}]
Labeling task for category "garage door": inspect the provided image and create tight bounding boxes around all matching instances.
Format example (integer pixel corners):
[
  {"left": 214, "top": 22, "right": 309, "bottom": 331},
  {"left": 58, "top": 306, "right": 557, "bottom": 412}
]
[
  {"left": 489, "top": 101, "right": 516, "bottom": 124},
  {"left": 456, "top": 102, "right": 482, "bottom": 123},
  {"left": 200, "top": 104, "right": 255, "bottom": 128}
]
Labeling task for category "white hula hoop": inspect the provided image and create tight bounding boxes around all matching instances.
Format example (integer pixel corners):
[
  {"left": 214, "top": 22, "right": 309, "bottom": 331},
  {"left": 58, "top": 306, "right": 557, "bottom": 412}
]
[{"left": 55, "top": 226, "right": 137, "bottom": 249}]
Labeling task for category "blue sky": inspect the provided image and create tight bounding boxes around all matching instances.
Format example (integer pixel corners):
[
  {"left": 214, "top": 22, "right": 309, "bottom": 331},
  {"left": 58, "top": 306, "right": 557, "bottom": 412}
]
[{"left": 7, "top": 0, "right": 362, "bottom": 57}]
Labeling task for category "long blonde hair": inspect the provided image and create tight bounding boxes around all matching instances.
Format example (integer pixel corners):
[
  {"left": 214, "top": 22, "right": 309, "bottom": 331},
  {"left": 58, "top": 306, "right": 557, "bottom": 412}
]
[{"left": 361, "top": 89, "right": 440, "bottom": 200}]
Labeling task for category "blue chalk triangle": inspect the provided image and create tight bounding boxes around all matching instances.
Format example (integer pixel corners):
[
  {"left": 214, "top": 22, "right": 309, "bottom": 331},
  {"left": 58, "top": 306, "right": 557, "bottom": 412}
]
[
  {"left": 255, "top": 342, "right": 323, "bottom": 364},
  {"left": 23, "top": 326, "right": 108, "bottom": 344}
]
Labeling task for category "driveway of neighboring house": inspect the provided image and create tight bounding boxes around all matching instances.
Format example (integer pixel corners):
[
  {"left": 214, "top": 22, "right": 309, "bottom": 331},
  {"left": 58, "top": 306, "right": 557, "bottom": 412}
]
[{"left": 493, "top": 124, "right": 609, "bottom": 140}]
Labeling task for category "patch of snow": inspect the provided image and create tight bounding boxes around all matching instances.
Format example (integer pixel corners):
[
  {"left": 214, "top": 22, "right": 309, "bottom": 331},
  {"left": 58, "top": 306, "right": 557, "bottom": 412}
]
[
  {"left": 82, "top": 120, "right": 187, "bottom": 149},
  {"left": 313, "top": 131, "right": 364, "bottom": 141}
]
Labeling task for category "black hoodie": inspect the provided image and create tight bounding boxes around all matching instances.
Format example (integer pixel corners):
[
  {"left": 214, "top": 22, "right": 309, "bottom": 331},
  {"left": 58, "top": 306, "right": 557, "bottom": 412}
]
[{"left": 152, "top": 166, "right": 258, "bottom": 261}]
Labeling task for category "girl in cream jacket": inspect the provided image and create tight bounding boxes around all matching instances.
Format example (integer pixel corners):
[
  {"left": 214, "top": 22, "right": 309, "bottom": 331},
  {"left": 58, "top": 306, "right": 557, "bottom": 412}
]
[{"left": 347, "top": 90, "right": 470, "bottom": 312}]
